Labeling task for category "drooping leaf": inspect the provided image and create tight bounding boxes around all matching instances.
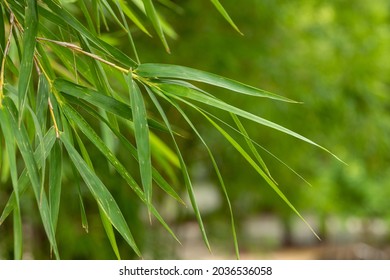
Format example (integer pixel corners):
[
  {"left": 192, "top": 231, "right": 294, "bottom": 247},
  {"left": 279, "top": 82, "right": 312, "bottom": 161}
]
[
  {"left": 159, "top": 83, "right": 342, "bottom": 161},
  {"left": 18, "top": 0, "right": 38, "bottom": 121},
  {"left": 135, "top": 63, "right": 296, "bottom": 102},
  {"left": 60, "top": 132, "right": 141, "bottom": 256},
  {"left": 54, "top": 78, "right": 169, "bottom": 133},
  {"left": 126, "top": 74, "right": 153, "bottom": 214},
  {"left": 209, "top": 0, "right": 243, "bottom": 35},
  {"left": 172, "top": 94, "right": 320, "bottom": 240},
  {"left": 116, "top": 0, "right": 151, "bottom": 36},
  {"left": 3, "top": 98, "right": 60, "bottom": 259},
  {"left": 154, "top": 92, "right": 240, "bottom": 258},
  {"left": 145, "top": 85, "right": 211, "bottom": 251},
  {"left": 0, "top": 128, "right": 56, "bottom": 226},
  {"left": 142, "top": 0, "right": 170, "bottom": 52},
  {"left": 40, "top": 0, "right": 137, "bottom": 67},
  {"left": 49, "top": 141, "right": 62, "bottom": 231},
  {"left": 0, "top": 106, "right": 22, "bottom": 259}
]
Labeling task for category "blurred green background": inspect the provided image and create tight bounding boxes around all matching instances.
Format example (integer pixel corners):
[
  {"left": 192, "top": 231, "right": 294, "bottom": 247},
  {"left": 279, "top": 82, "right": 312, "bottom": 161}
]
[{"left": 1, "top": 0, "right": 390, "bottom": 259}]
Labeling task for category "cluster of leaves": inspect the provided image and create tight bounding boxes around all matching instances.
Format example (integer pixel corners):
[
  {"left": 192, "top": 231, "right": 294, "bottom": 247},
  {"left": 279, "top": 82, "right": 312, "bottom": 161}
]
[{"left": 0, "top": 0, "right": 338, "bottom": 259}]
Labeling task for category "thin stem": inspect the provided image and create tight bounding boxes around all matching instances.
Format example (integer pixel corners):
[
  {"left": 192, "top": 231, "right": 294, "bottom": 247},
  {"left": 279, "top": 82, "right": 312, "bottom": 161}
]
[
  {"left": 36, "top": 37, "right": 131, "bottom": 74},
  {"left": 48, "top": 97, "right": 60, "bottom": 138}
]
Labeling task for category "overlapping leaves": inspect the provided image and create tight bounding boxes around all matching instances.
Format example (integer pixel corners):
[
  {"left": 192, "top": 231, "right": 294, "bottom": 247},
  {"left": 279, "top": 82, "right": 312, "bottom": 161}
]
[{"left": 0, "top": 0, "right": 340, "bottom": 259}]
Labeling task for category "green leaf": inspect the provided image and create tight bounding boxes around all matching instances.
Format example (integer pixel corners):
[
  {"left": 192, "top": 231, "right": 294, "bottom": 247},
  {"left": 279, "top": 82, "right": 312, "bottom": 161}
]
[
  {"left": 156, "top": 94, "right": 240, "bottom": 258},
  {"left": 36, "top": 75, "right": 50, "bottom": 133},
  {"left": 126, "top": 74, "right": 153, "bottom": 214},
  {"left": 173, "top": 95, "right": 319, "bottom": 240},
  {"left": 69, "top": 99, "right": 183, "bottom": 205},
  {"left": 0, "top": 128, "right": 57, "bottom": 226},
  {"left": 40, "top": 0, "right": 137, "bottom": 67},
  {"left": 49, "top": 141, "right": 62, "bottom": 231},
  {"left": 60, "top": 132, "right": 141, "bottom": 256},
  {"left": 209, "top": 0, "right": 243, "bottom": 35},
  {"left": 231, "top": 113, "right": 276, "bottom": 183},
  {"left": 54, "top": 78, "right": 169, "bottom": 133},
  {"left": 199, "top": 107, "right": 320, "bottom": 240},
  {"left": 135, "top": 63, "right": 296, "bottom": 102},
  {"left": 18, "top": 0, "right": 38, "bottom": 121},
  {"left": 159, "top": 83, "right": 342, "bottom": 161},
  {"left": 0, "top": 106, "right": 22, "bottom": 259},
  {"left": 145, "top": 86, "right": 211, "bottom": 251},
  {"left": 99, "top": 206, "right": 121, "bottom": 260},
  {"left": 142, "top": 0, "right": 170, "bottom": 53},
  {"left": 3, "top": 98, "right": 60, "bottom": 259},
  {"left": 116, "top": 0, "right": 151, "bottom": 36}
]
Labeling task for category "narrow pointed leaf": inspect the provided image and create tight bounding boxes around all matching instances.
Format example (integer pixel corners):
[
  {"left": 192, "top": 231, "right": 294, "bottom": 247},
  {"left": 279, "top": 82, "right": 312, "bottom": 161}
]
[
  {"left": 0, "top": 107, "right": 22, "bottom": 259},
  {"left": 126, "top": 75, "right": 153, "bottom": 212},
  {"left": 160, "top": 83, "right": 341, "bottom": 161},
  {"left": 142, "top": 0, "right": 170, "bottom": 52},
  {"left": 49, "top": 141, "right": 62, "bottom": 231},
  {"left": 157, "top": 95, "right": 240, "bottom": 258},
  {"left": 41, "top": 1, "right": 137, "bottom": 67},
  {"left": 136, "top": 63, "right": 296, "bottom": 102},
  {"left": 18, "top": 0, "right": 38, "bottom": 120},
  {"left": 0, "top": 128, "right": 56, "bottom": 225},
  {"left": 3, "top": 98, "right": 60, "bottom": 258},
  {"left": 199, "top": 108, "right": 320, "bottom": 240},
  {"left": 60, "top": 133, "right": 141, "bottom": 256},
  {"left": 117, "top": 0, "right": 151, "bottom": 36},
  {"left": 210, "top": 0, "right": 243, "bottom": 35},
  {"left": 54, "top": 78, "right": 169, "bottom": 133},
  {"left": 146, "top": 86, "right": 211, "bottom": 251},
  {"left": 231, "top": 113, "right": 275, "bottom": 183}
]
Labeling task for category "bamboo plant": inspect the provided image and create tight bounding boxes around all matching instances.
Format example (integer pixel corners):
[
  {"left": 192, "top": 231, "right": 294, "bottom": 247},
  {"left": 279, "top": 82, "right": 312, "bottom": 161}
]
[{"left": 0, "top": 0, "right": 340, "bottom": 259}]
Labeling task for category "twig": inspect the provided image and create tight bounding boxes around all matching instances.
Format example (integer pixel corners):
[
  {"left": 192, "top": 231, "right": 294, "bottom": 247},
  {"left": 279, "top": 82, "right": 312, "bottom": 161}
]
[{"left": 36, "top": 37, "right": 131, "bottom": 74}]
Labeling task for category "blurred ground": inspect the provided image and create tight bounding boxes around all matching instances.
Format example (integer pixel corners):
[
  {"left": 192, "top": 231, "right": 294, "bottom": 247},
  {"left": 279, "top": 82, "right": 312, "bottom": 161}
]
[{"left": 174, "top": 215, "right": 390, "bottom": 260}]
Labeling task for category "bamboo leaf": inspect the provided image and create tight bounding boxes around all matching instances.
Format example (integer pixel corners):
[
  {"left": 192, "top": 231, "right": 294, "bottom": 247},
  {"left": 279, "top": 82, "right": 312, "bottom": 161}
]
[
  {"left": 3, "top": 98, "right": 60, "bottom": 259},
  {"left": 49, "top": 141, "right": 62, "bottom": 231},
  {"left": 18, "top": 0, "right": 38, "bottom": 121},
  {"left": 142, "top": 0, "right": 170, "bottom": 53},
  {"left": 54, "top": 78, "right": 169, "bottom": 133},
  {"left": 73, "top": 128, "right": 122, "bottom": 260},
  {"left": 0, "top": 128, "right": 56, "bottom": 226},
  {"left": 171, "top": 94, "right": 319, "bottom": 239},
  {"left": 159, "top": 83, "right": 342, "bottom": 161},
  {"left": 209, "top": 0, "right": 243, "bottom": 35},
  {"left": 155, "top": 93, "right": 240, "bottom": 258},
  {"left": 99, "top": 206, "right": 121, "bottom": 260},
  {"left": 116, "top": 0, "right": 151, "bottom": 36},
  {"left": 40, "top": 0, "right": 137, "bottom": 67},
  {"left": 60, "top": 132, "right": 141, "bottom": 256},
  {"left": 231, "top": 113, "right": 276, "bottom": 183},
  {"left": 145, "top": 86, "right": 211, "bottom": 251},
  {"left": 126, "top": 74, "right": 153, "bottom": 214},
  {"left": 135, "top": 63, "right": 296, "bottom": 102},
  {"left": 69, "top": 99, "right": 183, "bottom": 205},
  {"left": 0, "top": 106, "right": 22, "bottom": 259},
  {"left": 198, "top": 107, "right": 321, "bottom": 240}
]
